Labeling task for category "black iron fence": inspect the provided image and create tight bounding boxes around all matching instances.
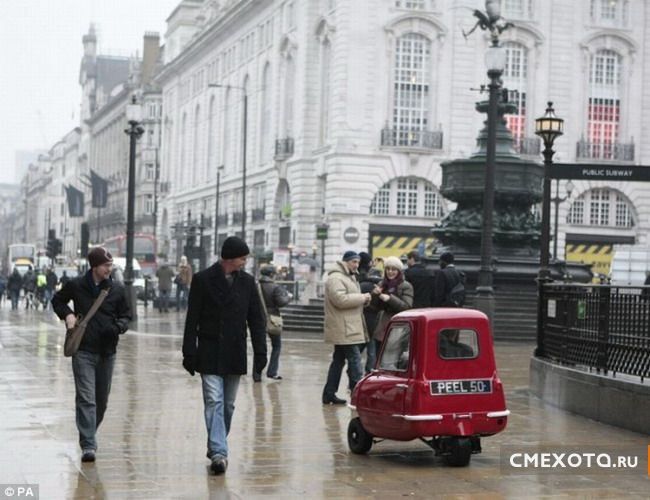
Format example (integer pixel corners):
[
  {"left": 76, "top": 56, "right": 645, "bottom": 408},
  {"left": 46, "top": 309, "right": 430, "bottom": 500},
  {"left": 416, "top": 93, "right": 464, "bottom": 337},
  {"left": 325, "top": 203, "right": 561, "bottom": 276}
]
[{"left": 539, "top": 283, "right": 650, "bottom": 381}]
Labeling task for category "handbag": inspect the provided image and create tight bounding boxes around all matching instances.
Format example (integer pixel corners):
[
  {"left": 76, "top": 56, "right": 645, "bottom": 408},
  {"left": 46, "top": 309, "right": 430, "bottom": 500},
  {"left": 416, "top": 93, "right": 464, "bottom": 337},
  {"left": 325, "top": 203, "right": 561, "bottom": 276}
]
[
  {"left": 257, "top": 282, "right": 283, "bottom": 336},
  {"left": 64, "top": 288, "right": 111, "bottom": 357}
]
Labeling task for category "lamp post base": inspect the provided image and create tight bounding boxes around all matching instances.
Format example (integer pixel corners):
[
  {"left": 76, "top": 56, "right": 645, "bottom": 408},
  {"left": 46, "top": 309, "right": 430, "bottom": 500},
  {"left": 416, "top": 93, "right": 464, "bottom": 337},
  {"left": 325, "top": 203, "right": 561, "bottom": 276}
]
[
  {"left": 474, "top": 285, "right": 495, "bottom": 323},
  {"left": 125, "top": 281, "right": 138, "bottom": 326}
]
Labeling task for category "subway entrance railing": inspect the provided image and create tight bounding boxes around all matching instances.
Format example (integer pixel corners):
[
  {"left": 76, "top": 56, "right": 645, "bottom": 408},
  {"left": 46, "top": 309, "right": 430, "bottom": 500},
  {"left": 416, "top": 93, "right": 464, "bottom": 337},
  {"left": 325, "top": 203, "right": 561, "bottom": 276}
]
[{"left": 538, "top": 283, "right": 650, "bottom": 381}]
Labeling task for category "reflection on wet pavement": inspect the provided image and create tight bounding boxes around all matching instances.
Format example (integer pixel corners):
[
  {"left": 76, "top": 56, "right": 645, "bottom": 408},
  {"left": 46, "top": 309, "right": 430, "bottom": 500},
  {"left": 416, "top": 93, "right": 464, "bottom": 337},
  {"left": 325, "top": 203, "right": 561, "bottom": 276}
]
[{"left": 0, "top": 307, "right": 648, "bottom": 499}]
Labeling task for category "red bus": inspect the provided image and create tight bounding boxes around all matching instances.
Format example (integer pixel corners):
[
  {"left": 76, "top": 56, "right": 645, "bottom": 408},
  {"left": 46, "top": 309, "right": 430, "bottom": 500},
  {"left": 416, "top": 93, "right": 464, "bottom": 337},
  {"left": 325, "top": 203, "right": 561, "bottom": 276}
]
[{"left": 102, "top": 233, "right": 157, "bottom": 276}]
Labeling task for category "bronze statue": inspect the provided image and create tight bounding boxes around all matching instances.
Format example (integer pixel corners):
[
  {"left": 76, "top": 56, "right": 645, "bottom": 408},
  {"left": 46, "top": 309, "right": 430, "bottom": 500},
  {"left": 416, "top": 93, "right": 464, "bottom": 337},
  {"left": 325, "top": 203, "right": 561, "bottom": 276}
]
[{"left": 463, "top": 0, "right": 513, "bottom": 40}]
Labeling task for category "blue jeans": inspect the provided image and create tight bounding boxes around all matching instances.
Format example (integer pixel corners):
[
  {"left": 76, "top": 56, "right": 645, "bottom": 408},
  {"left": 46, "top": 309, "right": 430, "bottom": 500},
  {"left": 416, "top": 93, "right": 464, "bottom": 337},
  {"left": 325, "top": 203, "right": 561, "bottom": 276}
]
[
  {"left": 201, "top": 374, "right": 240, "bottom": 459},
  {"left": 323, "top": 344, "right": 364, "bottom": 398},
  {"left": 72, "top": 350, "right": 116, "bottom": 451},
  {"left": 44, "top": 288, "right": 54, "bottom": 310},
  {"left": 10, "top": 290, "right": 20, "bottom": 310},
  {"left": 266, "top": 334, "right": 282, "bottom": 377},
  {"left": 176, "top": 285, "right": 188, "bottom": 311}
]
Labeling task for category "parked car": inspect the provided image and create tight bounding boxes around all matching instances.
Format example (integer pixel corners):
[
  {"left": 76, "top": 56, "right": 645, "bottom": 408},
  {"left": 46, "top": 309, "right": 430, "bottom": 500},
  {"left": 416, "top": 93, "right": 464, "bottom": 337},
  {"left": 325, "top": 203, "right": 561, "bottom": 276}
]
[{"left": 348, "top": 308, "right": 509, "bottom": 467}]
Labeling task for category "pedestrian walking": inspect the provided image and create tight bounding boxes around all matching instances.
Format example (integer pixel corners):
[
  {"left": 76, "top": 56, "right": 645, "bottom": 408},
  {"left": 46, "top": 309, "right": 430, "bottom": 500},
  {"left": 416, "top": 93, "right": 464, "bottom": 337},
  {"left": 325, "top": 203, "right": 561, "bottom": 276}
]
[
  {"left": 155, "top": 260, "right": 175, "bottom": 312},
  {"left": 0, "top": 274, "right": 6, "bottom": 307},
  {"left": 45, "top": 268, "right": 58, "bottom": 310},
  {"left": 59, "top": 270, "right": 71, "bottom": 288},
  {"left": 176, "top": 255, "right": 192, "bottom": 311},
  {"left": 182, "top": 236, "right": 267, "bottom": 475},
  {"left": 358, "top": 252, "right": 382, "bottom": 373},
  {"left": 322, "top": 250, "right": 371, "bottom": 405},
  {"left": 8, "top": 268, "right": 22, "bottom": 311},
  {"left": 404, "top": 250, "right": 435, "bottom": 308},
  {"left": 432, "top": 252, "right": 465, "bottom": 307},
  {"left": 51, "top": 247, "right": 131, "bottom": 463},
  {"left": 22, "top": 268, "right": 36, "bottom": 309},
  {"left": 256, "top": 265, "right": 292, "bottom": 381},
  {"left": 370, "top": 256, "right": 414, "bottom": 351}
]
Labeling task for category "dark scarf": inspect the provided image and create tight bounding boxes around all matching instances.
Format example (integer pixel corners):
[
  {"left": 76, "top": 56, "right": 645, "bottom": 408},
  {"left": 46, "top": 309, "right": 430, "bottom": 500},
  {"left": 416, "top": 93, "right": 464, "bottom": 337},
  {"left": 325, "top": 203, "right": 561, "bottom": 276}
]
[{"left": 381, "top": 271, "right": 404, "bottom": 295}]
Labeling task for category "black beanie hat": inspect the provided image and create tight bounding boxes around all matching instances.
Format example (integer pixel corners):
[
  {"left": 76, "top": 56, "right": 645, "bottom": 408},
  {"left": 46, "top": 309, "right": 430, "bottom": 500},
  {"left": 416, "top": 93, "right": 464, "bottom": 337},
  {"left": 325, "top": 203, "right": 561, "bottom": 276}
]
[
  {"left": 342, "top": 250, "right": 360, "bottom": 262},
  {"left": 87, "top": 247, "right": 113, "bottom": 268},
  {"left": 221, "top": 236, "right": 250, "bottom": 259}
]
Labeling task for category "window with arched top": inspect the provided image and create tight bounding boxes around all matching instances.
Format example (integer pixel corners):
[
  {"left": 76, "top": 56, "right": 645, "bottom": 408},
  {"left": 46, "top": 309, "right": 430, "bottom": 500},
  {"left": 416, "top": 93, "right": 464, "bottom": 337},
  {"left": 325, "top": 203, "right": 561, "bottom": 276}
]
[
  {"left": 370, "top": 177, "right": 445, "bottom": 218},
  {"left": 567, "top": 189, "right": 634, "bottom": 228},
  {"left": 207, "top": 96, "right": 217, "bottom": 181},
  {"left": 192, "top": 104, "right": 201, "bottom": 185},
  {"left": 259, "top": 64, "right": 271, "bottom": 162}
]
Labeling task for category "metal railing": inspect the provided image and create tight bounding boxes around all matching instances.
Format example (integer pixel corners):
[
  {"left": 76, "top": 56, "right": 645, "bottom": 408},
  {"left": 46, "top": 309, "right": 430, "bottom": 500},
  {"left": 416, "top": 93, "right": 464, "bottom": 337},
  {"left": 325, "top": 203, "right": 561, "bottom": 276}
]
[
  {"left": 576, "top": 140, "right": 635, "bottom": 162},
  {"left": 381, "top": 128, "right": 443, "bottom": 150},
  {"left": 539, "top": 283, "right": 650, "bottom": 381},
  {"left": 274, "top": 138, "right": 294, "bottom": 161}
]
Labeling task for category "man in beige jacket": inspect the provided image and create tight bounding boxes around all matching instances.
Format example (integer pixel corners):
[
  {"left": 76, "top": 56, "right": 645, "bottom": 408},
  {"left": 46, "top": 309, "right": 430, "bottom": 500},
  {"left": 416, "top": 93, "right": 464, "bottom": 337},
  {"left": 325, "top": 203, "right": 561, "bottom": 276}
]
[{"left": 322, "top": 251, "right": 371, "bottom": 405}]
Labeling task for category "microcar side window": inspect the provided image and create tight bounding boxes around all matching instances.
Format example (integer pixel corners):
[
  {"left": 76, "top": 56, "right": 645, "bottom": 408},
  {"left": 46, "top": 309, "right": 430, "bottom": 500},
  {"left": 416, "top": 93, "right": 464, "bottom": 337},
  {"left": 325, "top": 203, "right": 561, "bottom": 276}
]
[
  {"left": 379, "top": 324, "right": 411, "bottom": 371},
  {"left": 438, "top": 329, "right": 478, "bottom": 359}
]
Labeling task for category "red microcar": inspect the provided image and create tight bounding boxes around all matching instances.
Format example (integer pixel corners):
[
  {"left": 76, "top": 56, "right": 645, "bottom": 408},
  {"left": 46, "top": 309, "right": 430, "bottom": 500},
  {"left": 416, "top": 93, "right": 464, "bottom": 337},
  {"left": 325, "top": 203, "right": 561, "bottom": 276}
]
[{"left": 348, "top": 308, "right": 509, "bottom": 466}]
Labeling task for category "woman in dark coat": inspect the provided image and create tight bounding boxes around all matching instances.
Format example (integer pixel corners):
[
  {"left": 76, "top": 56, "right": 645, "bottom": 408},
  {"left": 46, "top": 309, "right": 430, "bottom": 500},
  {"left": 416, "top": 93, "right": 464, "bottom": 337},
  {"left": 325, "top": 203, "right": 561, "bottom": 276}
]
[{"left": 370, "top": 256, "right": 414, "bottom": 354}]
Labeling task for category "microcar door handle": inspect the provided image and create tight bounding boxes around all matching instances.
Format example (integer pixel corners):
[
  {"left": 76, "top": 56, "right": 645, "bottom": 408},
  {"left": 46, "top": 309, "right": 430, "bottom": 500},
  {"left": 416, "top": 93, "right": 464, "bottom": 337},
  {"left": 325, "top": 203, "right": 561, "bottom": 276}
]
[{"left": 395, "top": 383, "right": 408, "bottom": 389}]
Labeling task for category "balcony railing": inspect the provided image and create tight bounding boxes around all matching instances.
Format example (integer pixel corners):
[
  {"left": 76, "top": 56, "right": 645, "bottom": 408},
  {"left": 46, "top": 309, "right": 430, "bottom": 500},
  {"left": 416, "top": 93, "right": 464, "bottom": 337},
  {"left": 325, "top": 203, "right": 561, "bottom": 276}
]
[
  {"left": 576, "top": 140, "right": 635, "bottom": 162},
  {"left": 274, "top": 138, "right": 294, "bottom": 161},
  {"left": 252, "top": 208, "right": 266, "bottom": 222},
  {"left": 232, "top": 212, "right": 243, "bottom": 224},
  {"left": 514, "top": 136, "right": 541, "bottom": 156},
  {"left": 381, "top": 128, "right": 443, "bottom": 151}
]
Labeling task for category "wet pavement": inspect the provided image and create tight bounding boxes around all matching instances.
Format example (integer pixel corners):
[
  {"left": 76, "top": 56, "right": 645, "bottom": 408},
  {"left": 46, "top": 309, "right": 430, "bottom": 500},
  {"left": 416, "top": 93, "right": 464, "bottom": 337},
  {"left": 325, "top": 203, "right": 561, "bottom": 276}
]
[{"left": 0, "top": 305, "right": 649, "bottom": 499}]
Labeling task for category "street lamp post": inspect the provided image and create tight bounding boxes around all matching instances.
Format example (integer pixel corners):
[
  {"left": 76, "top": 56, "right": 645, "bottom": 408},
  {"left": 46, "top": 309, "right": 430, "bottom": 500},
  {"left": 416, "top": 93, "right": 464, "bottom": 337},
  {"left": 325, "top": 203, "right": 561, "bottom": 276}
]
[
  {"left": 552, "top": 179, "right": 574, "bottom": 261},
  {"left": 124, "top": 95, "right": 144, "bottom": 322},
  {"left": 475, "top": 38, "right": 506, "bottom": 320},
  {"left": 213, "top": 165, "right": 224, "bottom": 255},
  {"left": 208, "top": 84, "right": 247, "bottom": 241},
  {"left": 535, "top": 102, "right": 564, "bottom": 357}
]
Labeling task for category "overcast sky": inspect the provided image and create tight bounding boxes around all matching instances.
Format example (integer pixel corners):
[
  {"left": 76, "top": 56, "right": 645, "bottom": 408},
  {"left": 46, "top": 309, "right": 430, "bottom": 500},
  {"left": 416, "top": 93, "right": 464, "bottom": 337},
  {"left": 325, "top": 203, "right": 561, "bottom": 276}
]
[{"left": 0, "top": 0, "right": 180, "bottom": 184}]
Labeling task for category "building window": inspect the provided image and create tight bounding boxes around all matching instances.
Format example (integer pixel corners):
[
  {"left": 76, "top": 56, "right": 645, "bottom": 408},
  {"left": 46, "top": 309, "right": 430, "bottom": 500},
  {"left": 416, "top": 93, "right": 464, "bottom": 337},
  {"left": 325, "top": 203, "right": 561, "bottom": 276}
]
[
  {"left": 371, "top": 177, "right": 443, "bottom": 218},
  {"left": 283, "top": 57, "right": 295, "bottom": 137},
  {"left": 503, "top": 42, "right": 528, "bottom": 148},
  {"left": 370, "top": 184, "right": 390, "bottom": 215},
  {"left": 500, "top": 0, "right": 533, "bottom": 19},
  {"left": 568, "top": 189, "right": 634, "bottom": 228},
  {"left": 285, "top": 2, "right": 295, "bottom": 30},
  {"left": 587, "top": 50, "right": 622, "bottom": 160},
  {"left": 591, "top": 0, "right": 628, "bottom": 27},
  {"left": 260, "top": 64, "right": 272, "bottom": 162},
  {"left": 144, "top": 194, "right": 154, "bottom": 215},
  {"left": 424, "top": 183, "right": 443, "bottom": 218},
  {"left": 392, "top": 33, "right": 431, "bottom": 146},
  {"left": 319, "top": 39, "right": 331, "bottom": 145},
  {"left": 145, "top": 163, "right": 155, "bottom": 181}
]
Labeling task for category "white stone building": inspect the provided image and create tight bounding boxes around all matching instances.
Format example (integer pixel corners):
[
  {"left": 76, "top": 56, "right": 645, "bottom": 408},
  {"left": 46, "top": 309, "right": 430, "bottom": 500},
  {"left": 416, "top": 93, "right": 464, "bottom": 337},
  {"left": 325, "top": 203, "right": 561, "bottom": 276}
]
[{"left": 154, "top": 0, "right": 650, "bottom": 275}]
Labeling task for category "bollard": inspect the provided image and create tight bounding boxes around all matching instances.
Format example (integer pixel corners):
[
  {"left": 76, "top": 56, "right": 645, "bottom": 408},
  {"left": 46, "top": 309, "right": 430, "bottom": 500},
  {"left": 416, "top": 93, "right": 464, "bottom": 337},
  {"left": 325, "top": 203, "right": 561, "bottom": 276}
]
[{"left": 143, "top": 276, "right": 149, "bottom": 309}]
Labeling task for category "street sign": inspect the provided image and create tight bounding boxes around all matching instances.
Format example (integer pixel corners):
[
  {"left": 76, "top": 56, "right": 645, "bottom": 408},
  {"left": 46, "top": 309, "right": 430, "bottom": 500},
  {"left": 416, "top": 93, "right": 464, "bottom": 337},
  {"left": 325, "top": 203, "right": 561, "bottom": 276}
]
[
  {"left": 343, "top": 226, "right": 359, "bottom": 243},
  {"left": 550, "top": 163, "right": 650, "bottom": 181},
  {"left": 316, "top": 224, "right": 329, "bottom": 240}
]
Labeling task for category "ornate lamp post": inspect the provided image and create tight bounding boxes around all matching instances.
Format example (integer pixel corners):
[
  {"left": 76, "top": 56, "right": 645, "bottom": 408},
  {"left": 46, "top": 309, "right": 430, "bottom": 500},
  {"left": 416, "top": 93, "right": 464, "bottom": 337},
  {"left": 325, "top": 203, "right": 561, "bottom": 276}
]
[
  {"left": 208, "top": 84, "right": 248, "bottom": 241},
  {"left": 124, "top": 95, "right": 144, "bottom": 321},
  {"left": 552, "top": 179, "right": 574, "bottom": 261},
  {"left": 475, "top": 38, "right": 506, "bottom": 320},
  {"left": 535, "top": 102, "right": 564, "bottom": 356}
]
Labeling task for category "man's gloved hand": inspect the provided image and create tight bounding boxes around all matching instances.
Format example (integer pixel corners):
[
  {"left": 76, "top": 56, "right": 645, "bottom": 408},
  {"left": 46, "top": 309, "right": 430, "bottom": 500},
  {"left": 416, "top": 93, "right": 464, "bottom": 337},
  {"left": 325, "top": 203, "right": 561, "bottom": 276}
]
[
  {"left": 182, "top": 356, "right": 196, "bottom": 376},
  {"left": 253, "top": 353, "right": 267, "bottom": 375}
]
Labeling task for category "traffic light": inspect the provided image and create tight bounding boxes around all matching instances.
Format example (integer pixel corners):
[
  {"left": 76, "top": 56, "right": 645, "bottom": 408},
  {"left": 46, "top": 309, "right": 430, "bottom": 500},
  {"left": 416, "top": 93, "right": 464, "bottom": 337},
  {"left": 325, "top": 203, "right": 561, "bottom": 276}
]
[
  {"left": 47, "top": 230, "right": 57, "bottom": 259},
  {"left": 54, "top": 238, "right": 62, "bottom": 257}
]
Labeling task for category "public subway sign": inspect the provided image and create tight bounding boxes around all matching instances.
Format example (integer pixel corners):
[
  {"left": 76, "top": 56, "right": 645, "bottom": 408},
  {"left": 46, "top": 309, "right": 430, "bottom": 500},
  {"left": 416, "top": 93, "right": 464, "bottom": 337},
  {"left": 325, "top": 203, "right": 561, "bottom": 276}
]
[{"left": 550, "top": 163, "right": 650, "bottom": 181}]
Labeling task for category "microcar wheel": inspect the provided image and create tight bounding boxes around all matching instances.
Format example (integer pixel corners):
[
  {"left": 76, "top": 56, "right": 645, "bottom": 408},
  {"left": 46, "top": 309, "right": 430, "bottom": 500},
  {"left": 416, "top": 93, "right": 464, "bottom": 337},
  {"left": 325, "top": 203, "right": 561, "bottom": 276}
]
[
  {"left": 444, "top": 437, "right": 472, "bottom": 467},
  {"left": 347, "top": 417, "right": 373, "bottom": 454}
]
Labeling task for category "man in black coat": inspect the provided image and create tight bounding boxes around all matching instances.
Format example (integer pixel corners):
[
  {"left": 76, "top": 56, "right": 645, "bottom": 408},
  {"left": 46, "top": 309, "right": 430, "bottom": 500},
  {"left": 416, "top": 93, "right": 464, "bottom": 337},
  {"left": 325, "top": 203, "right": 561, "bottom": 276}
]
[
  {"left": 182, "top": 236, "right": 267, "bottom": 475},
  {"left": 432, "top": 251, "right": 463, "bottom": 307},
  {"left": 404, "top": 250, "right": 435, "bottom": 308},
  {"left": 52, "top": 247, "right": 131, "bottom": 463}
]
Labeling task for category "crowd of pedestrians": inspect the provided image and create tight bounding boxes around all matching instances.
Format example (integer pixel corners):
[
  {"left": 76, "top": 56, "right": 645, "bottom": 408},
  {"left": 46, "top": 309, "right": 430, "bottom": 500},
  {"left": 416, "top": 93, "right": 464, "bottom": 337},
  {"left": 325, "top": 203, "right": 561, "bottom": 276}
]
[
  {"left": 45, "top": 235, "right": 464, "bottom": 476},
  {"left": 0, "top": 265, "right": 70, "bottom": 311}
]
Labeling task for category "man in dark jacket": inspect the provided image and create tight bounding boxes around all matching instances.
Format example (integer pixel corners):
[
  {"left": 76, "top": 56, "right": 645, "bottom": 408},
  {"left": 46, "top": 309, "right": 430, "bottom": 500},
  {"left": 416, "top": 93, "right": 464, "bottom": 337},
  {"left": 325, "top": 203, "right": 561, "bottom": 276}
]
[
  {"left": 432, "top": 252, "right": 463, "bottom": 307},
  {"left": 182, "top": 236, "right": 267, "bottom": 475},
  {"left": 7, "top": 268, "right": 22, "bottom": 310},
  {"left": 404, "top": 250, "right": 435, "bottom": 308},
  {"left": 52, "top": 247, "right": 131, "bottom": 463},
  {"left": 256, "top": 265, "right": 291, "bottom": 381}
]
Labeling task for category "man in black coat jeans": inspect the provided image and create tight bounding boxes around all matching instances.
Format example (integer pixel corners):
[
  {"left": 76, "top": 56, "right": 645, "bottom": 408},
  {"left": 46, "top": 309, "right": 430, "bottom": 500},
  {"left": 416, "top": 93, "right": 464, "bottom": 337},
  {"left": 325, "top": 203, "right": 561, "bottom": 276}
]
[
  {"left": 52, "top": 247, "right": 131, "bottom": 463},
  {"left": 182, "top": 236, "right": 267, "bottom": 475}
]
